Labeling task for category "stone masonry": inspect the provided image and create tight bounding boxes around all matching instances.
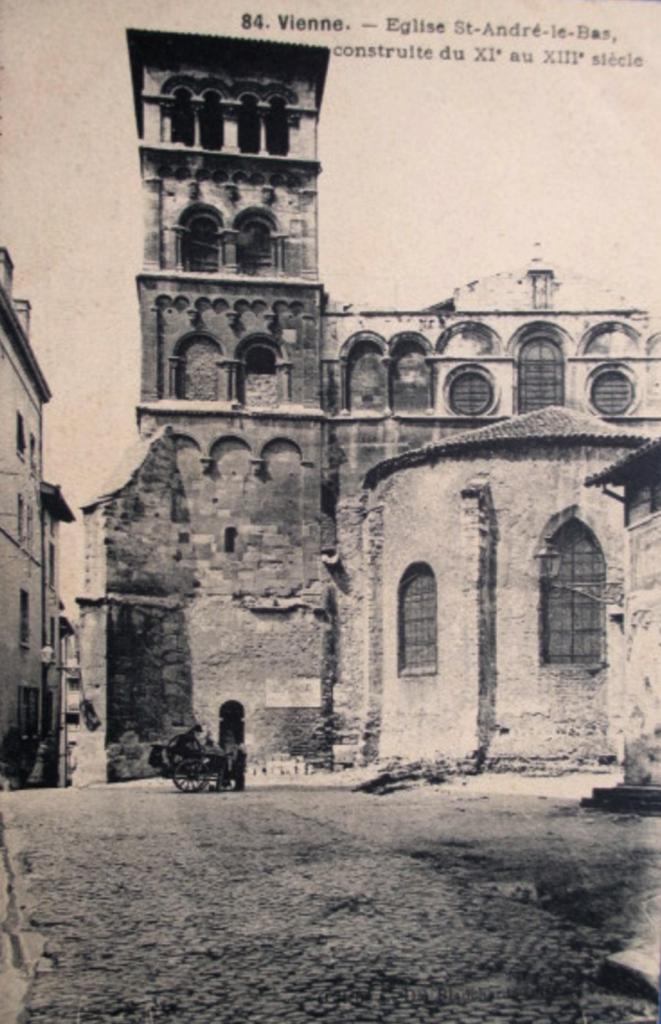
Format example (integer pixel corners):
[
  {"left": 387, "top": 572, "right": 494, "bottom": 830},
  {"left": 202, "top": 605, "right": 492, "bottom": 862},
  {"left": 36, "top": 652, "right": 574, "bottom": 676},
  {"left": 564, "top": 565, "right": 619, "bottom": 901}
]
[{"left": 75, "top": 31, "right": 661, "bottom": 782}]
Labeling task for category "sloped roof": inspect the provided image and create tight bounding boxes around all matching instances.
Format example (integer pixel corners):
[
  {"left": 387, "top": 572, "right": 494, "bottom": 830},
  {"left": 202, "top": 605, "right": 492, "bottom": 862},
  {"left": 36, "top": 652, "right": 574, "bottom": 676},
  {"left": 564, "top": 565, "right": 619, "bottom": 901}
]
[
  {"left": 364, "top": 407, "right": 649, "bottom": 489},
  {"left": 585, "top": 435, "right": 661, "bottom": 487},
  {"left": 81, "top": 426, "right": 171, "bottom": 512},
  {"left": 40, "top": 482, "right": 75, "bottom": 522}
]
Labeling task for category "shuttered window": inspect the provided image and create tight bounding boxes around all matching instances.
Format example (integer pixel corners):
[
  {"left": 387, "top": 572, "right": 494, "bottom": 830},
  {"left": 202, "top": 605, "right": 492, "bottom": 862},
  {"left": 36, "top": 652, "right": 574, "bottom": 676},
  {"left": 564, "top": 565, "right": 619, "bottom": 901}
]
[
  {"left": 399, "top": 564, "right": 437, "bottom": 673},
  {"left": 518, "top": 338, "right": 564, "bottom": 412},
  {"left": 591, "top": 370, "right": 633, "bottom": 415},
  {"left": 542, "top": 520, "right": 605, "bottom": 665},
  {"left": 449, "top": 371, "right": 493, "bottom": 415}
]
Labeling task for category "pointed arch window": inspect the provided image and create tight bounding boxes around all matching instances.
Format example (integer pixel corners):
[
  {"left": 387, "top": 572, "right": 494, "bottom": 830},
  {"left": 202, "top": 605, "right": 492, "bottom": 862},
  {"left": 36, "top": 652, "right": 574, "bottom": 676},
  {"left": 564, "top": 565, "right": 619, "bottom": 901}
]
[
  {"left": 541, "top": 519, "right": 606, "bottom": 665},
  {"left": 518, "top": 337, "right": 564, "bottom": 412},
  {"left": 181, "top": 211, "right": 221, "bottom": 272},
  {"left": 171, "top": 88, "right": 195, "bottom": 147},
  {"left": 398, "top": 563, "right": 437, "bottom": 673},
  {"left": 199, "top": 92, "right": 224, "bottom": 151}
]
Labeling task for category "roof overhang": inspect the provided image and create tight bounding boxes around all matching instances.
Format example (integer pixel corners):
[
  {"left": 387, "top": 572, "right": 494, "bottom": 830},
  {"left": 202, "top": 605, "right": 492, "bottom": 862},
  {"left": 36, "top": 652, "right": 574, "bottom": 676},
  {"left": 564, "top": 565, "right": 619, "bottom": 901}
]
[{"left": 41, "top": 482, "right": 76, "bottom": 522}]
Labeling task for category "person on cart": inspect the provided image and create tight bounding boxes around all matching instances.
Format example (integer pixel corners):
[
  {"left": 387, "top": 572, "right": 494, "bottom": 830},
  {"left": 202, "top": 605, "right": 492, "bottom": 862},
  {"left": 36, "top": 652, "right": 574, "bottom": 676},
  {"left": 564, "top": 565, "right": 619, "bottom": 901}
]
[{"left": 166, "top": 723, "right": 203, "bottom": 768}]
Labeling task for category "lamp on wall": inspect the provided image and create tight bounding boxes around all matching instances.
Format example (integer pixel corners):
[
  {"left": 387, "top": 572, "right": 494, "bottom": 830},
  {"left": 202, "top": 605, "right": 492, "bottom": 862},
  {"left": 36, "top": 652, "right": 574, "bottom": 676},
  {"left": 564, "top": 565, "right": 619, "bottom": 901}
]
[
  {"left": 40, "top": 645, "right": 55, "bottom": 665},
  {"left": 535, "top": 535, "right": 560, "bottom": 579},
  {"left": 535, "top": 534, "right": 623, "bottom": 606}
]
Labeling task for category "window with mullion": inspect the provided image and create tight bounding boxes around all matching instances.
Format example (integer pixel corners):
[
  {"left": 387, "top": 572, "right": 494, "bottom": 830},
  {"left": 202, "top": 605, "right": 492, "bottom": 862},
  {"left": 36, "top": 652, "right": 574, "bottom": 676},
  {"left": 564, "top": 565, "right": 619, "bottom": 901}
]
[
  {"left": 398, "top": 564, "right": 437, "bottom": 673},
  {"left": 518, "top": 338, "right": 564, "bottom": 412},
  {"left": 543, "top": 519, "right": 605, "bottom": 665}
]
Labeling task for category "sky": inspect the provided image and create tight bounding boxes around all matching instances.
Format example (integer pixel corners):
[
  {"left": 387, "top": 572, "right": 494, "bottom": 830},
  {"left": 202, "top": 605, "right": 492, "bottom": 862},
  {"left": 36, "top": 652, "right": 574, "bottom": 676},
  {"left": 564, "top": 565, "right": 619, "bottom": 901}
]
[{"left": 1, "top": 0, "right": 660, "bottom": 608}]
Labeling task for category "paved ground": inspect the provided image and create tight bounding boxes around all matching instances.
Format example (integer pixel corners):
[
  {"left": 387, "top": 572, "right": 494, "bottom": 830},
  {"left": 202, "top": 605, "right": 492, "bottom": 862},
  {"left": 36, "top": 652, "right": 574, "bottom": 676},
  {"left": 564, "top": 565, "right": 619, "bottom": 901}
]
[{"left": 1, "top": 777, "right": 660, "bottom": 1024}]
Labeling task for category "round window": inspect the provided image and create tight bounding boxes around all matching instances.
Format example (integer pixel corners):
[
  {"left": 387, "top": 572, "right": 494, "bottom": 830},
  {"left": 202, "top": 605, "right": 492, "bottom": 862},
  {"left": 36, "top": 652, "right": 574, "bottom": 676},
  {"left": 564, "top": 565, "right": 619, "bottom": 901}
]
[
  {"left": 449, "top": 371, "right": 493, "bottom": 415},
  {"left": 591, "top": 370, "right": 633, "bottom": 415}
]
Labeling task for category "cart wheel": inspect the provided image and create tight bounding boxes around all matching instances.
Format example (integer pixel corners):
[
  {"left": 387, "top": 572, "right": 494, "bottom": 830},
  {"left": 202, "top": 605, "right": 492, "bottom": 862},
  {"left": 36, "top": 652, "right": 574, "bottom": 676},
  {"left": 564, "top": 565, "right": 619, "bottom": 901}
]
[{"left": 173, "top": 759, "right": 207, "bottom": 793}]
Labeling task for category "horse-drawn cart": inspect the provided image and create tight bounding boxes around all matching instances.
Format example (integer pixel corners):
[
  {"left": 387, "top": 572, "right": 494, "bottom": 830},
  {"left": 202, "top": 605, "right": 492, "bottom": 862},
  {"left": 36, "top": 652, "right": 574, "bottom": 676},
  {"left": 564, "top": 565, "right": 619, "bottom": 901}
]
[{"left": 149, "top": 735, "right": 246, "bottom": 793}]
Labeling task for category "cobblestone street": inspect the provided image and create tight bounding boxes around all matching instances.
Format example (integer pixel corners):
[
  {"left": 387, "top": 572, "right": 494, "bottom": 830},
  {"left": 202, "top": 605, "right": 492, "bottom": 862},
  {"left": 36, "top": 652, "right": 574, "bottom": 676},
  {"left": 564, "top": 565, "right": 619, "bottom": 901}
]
[{"left": 1, "top": 779, "right": 660, "bottom": 1024}]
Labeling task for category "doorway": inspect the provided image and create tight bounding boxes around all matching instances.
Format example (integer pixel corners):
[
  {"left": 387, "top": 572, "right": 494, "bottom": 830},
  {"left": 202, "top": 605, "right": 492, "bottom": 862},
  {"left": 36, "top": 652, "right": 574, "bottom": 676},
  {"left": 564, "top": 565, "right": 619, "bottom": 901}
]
[{"left": 219, "top": 700, "right": 245, "bottom": 749}]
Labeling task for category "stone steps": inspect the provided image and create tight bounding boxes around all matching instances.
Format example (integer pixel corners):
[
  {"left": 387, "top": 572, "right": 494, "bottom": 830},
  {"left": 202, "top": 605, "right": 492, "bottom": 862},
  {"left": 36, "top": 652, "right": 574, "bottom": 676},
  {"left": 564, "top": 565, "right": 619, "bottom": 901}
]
[{"left": 582, "top": 784, "right": 661, "bottom": 814}]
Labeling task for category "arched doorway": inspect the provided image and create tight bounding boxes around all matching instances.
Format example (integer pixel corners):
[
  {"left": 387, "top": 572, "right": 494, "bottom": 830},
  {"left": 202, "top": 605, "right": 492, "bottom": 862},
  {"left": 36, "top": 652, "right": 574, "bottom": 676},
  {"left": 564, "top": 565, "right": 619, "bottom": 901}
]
[{"left": 219, "top": 700, "right": 245, "bottom": 748}]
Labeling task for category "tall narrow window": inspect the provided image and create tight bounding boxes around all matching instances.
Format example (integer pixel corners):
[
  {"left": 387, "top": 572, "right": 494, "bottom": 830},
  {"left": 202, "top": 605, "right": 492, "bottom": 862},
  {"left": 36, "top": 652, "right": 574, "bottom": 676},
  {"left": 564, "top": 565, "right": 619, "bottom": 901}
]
[
  {"left": 49, "top": 541, "right": 56, "bottom": 586},
  {"left": 19, "top": 589, "right": 30, "bottom": 645},
  {"left": 542, "top": 519, "right": 606, "bottom": 665},
  {"left": 238, "top": 96, "right": 260, "bottom": 153},
  {"left": 224, "top": 527, "right": 238, "bottom": 553},
  {"left": 199, "top": 92, "right": 223, "bottom": 150},
  {"left": 18, "top": 686, "right": 39, "bottom": 736},
  {"left": 29, "top": 434, "right": 36, "bottom": 470},
  {"left": 171, "top": 89, "right": 195, "bottom": 147},
  {"left": 181, "top": 213, "right": 220, "bottom": 272},
  {"left": 17, "top": 494, "right": 24, "bottom": 541},
  {"left": 26, "top": 506, "right": 33, "bottom": 551},
  {"left": 265, "top": 97, "right": 289, "bottom": 155},
  {"left": 398, "top": 564, "right": 437, "bottom": 673},
  {"left": 518, "top": 337, "right": 564, "bottom": 412},
  {"left": 16, "top": 412, "right": 26, "bottom": 455}
]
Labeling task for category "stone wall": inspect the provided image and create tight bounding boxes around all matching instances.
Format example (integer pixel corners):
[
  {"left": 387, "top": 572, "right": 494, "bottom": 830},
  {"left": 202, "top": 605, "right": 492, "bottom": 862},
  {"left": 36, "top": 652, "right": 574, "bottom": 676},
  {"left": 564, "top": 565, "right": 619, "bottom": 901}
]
[
  {"left": 80, "top": 425, "right": 334, "bottom": 780},
  {"left": 352, "top": 443, "right": 630, "bottom": 766}
]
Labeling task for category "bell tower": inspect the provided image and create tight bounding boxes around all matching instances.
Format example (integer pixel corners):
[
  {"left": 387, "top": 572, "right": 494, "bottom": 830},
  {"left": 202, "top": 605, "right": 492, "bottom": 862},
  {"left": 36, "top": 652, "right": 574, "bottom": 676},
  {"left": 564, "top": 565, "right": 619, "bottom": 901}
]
[{"left": 126, "top": 30, "right": 329, "bottom": 415}]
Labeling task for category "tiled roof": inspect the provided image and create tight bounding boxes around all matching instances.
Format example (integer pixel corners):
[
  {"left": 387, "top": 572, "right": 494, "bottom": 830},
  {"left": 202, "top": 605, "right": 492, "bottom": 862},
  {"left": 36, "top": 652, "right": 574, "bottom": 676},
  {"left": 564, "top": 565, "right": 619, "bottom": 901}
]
[
  {"left": 364, "top": 407, "right": 649, "bottom": 489},
  {"left": 585, "top": 435, "right": 661, "bottom": 487}
]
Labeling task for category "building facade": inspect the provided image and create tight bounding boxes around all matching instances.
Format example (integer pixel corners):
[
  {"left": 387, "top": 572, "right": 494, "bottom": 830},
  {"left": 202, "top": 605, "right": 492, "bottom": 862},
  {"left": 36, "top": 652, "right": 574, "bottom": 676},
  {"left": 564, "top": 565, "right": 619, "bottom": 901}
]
[
  {"left": 0, "top": 248, "right": 74, "bottom": 787},
  {"left": 586, "top": 439, "right": 661, "bottom": 790},
  {"left": 76, "top": 31, "right": 661, "bottom": 782}
]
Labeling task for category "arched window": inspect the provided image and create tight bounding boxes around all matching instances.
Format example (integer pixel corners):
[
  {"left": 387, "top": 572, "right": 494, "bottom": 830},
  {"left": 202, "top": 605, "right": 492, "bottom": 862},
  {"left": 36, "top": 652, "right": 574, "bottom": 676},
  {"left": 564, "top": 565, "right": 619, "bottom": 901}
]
[
  {"left": 236, "top": 215, "right": 272, "bottom": 273},
  {"left": 181, "top": 211, "right": 221, "bottom": 272},
  {"left": 438, "top": 323, "right": 499, "bottom": 357},
  {"left": 199, "top": 92, "right": 223, "bottom": 150},
  {"left": 265, "top": 97, "right": 289, "bottom": 155},
  {"left": 583, "top": 325, "right": 638, "bottom": 358},
  {"left": 238, "top": 96, "right": 260, "bottom": 153},
  {"left": 541, "top": 519, "right": 606, "bottom": 665},
  {"left": 391, "top": 339, "right": 429, "bottom": 413},
  {"left": 175, "top": 336, "right": 221, "bottom": 400},
  {"left": 347, "top": 340, "right": 387, "bottom": 412},
  {"left": 171, "top": 88, "right": 195, "bottom": 147},
  {"left": 398, "top": 564, "right": 437, "bottom": 673},
  {"left": 518, "top": 337, "right": 564, "bottom": 412},
  {"left": 240, "top": 342, "right": 278, "bottom": 407}
]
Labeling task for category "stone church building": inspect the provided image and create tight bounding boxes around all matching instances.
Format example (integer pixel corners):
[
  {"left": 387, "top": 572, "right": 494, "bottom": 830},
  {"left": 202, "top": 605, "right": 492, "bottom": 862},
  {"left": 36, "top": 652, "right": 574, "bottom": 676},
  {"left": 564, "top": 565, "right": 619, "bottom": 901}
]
[{"left": 76, "top": 30, "right": 661, "bottom": 782}]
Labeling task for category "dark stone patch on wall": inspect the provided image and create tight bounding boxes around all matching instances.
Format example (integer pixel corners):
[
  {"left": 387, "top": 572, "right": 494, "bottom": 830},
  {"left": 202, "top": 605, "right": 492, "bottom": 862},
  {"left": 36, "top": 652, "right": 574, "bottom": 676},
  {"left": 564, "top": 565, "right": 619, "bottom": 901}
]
[{"left": 106, "top": 598, "right": 194, "bottom": 780}]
